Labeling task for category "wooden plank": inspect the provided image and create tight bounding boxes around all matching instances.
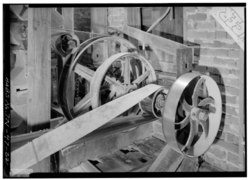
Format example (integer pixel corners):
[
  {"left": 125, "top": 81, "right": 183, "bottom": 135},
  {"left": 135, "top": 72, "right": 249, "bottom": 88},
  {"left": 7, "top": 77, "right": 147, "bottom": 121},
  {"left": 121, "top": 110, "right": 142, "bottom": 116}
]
[
  {"left": 91, "top": 8, "right": 108, "bottom": 65},
  {"left": 127, "top": 7, "right": 141, "bottom": 46},
  {"left": 62, "top": 8, "right": 74, "bottom": 31},
  {"left": 26, "top": 8, "right": 52, "bottom": 174},
  {"left": 68, "top": 161, "right": 100, "bottom": 172},
  {"left": 148, "top": 145, "right": 184, "bottom": 172},
  {"left": 119, "top": 25, "right": 187, "bottom": 55},
  {"left": 176, "top": 157, "right": 199, "bottom": 172},
  {"left": 27, "top": 8, "right": 51, "bottom": 131},
  {"left": 51, "top": 9, "right": 63, "bottom": 29},
  {"left": 59, "top": 122, "right": 154, "bottom": 171},
  {"left": 96, "top": 148, "right": 152, "bottom": 172},
  {"left": 134, "top": 136, "right": 166, "bottom": 159},
  {"left": 176, "top": 47, "right": 193, "bottom": 77},
  {"left": 79, "top": 161, "right": 101, "bottom": 172},
  {"left": 127, "top": 7, "right": 141, "bottom": 29},
  {"left": 198, "top": 161, "right": 222, "bottom": 172},
  {"left": 11, "top": 84, "right": 162, "bottom": 175},
  {"left": 91, "top": 8, "right": 107, "bottom": 34}
]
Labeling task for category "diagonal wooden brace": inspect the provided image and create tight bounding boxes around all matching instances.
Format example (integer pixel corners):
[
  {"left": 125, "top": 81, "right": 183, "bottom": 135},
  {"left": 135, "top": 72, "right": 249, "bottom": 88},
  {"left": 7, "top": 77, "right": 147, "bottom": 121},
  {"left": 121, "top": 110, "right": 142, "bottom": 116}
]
[{"left": 11, "top": 84, "right": 162, "bottom": 175}]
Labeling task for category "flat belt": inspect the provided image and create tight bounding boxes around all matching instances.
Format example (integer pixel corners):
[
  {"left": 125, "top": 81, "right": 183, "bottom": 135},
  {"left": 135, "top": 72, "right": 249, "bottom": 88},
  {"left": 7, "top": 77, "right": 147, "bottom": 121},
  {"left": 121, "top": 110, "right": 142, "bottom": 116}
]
[{"left": 11, "top": 84, "right": 162, "bottom": 175}]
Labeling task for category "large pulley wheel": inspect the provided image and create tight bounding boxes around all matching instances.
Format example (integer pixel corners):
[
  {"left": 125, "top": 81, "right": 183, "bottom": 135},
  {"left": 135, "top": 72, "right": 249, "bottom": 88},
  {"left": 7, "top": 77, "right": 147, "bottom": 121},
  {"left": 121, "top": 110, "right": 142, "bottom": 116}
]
[
  {"left": 90, "top": 52, "right": 157, "bottom": 112},
  {"left": 162, "top": 72, "right": 222, "bottom": 157},
  {"left": 59, "top": 36, "right": 137, "bottom": 120}
]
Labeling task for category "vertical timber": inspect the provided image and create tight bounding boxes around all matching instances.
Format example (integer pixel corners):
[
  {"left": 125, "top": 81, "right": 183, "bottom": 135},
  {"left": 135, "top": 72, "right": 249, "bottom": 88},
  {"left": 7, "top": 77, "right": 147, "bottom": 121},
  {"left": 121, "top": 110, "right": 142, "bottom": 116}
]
[
  {"left": 127, "top": 7, "right": 141, "bottom": 46},
  {"left": 62, "top": 8, "right": 74, "bottom": 31},
  {"left": 91, "top": 8, "right": 108, "bottom": 65},
  {"left": 27, "top": 7, "right": 52, "bottom": 173},
  {"left": 27, "top": 8, "right": 51, "bottom": 131}
]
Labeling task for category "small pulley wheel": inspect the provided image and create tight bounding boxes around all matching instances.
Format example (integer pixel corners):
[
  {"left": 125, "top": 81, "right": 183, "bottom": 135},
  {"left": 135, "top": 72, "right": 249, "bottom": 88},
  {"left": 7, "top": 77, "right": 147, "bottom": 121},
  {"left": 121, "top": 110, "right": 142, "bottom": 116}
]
[
  {"left": 162, "top": 72, "right": 222, "bottom": 157},
  {"left": 139, "top": 87, "right": 168, "bottom": 118}
]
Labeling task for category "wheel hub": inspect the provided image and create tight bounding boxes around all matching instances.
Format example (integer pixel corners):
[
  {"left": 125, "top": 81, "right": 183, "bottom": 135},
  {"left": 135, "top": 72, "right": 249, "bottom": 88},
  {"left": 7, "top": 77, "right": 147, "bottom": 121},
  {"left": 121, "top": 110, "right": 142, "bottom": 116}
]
[{"left": 190, "top": 107, "right": 208, "bottom": 122}]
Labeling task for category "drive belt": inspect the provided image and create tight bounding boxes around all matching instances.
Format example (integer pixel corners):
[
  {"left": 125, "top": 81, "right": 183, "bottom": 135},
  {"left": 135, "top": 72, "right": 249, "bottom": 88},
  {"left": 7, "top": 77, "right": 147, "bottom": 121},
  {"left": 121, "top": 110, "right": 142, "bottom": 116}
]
[{"left": 11, "top": 84, "right": 162, "bottom": 175}]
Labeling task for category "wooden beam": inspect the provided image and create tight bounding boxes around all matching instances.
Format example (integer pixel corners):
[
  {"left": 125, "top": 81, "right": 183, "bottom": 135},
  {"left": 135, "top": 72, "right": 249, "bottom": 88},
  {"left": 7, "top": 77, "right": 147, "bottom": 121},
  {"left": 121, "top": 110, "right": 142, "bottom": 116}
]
[
  {"left": 27, "top": 8, "right": 51, "bottom": 131},
  {"left": 127, "top": 8, "right": 141, "bottom": 46},
  {"left": 91, "top": 8, "right": 107, "bottom": 34},
  {"left": 11, "top": 84, "right": 162, "bottom": 175},
  {"left": 176, "top": 47, "right": 193, "bottom": 77},
  {"left": 51, "top": 10, "right": 63, "bottom": 29},
  {"left": 62, "top": 8, "right": 74, "bottom": 31},
  {"left": 68, "top": 161, "right": 101, "bottom": 172},
  {"left": 61, "top": 122, "right": 153, "bottom": 171},
  {"left": 127, "top": 7, "right": 141, "bottom": 29},
  {"left": 176, "top": 157, "right": 199, "bottom": 172},
  {"left": 119, "top": 25, "right": 189, "bottom": 55},
  {"left": 91, "top": 8, "right": 108, "bottom": 65},
  {"left": 148, "top": 145, "right": 184, "bottom": 172}
]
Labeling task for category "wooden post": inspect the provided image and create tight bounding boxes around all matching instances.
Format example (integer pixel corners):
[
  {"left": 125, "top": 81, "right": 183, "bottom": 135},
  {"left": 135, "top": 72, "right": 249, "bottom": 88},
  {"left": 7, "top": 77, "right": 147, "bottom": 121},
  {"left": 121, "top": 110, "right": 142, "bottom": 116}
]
[
  {"left": 26, "top": 8, "right": 52, "bottom": 174},
  {"left": 127, "top": 8, "right": 141, "bottom": 46},
  {"left": 127, "top": 8, "right": 141, "bottom": 29},
  {"left": 91, "top": 8, "right": 108, "bottom": 66},
  {"left": 91, "top": 8, "right": 107, "bottom": 34},
  {"left": 27, "top": 8, "right": 51, "bottom": 131},
  {"left": 148, "top": 145, "right": 184, "bottom": 172},
  {"left": 62, "top": 8, "right": 74, "bottom": 31}
]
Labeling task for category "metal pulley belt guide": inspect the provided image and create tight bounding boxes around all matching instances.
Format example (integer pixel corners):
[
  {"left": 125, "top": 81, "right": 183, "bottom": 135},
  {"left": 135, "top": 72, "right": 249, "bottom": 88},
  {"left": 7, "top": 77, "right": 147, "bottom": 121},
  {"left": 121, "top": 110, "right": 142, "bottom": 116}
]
[{"left": 11, "top": 84, "right": 162, "bottom": 175}]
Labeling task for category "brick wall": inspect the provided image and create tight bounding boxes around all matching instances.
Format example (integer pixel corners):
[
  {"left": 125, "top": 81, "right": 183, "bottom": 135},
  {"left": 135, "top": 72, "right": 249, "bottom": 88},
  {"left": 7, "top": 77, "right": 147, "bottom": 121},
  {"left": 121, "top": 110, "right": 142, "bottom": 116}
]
[
  {"left": 107, "top": 7, "right": 244, "bottom": 171},
  {"left": 108, "top": 8, "right": 127, "bottom": 29},
  {"left": 184, "top": 7, "right": 244, "bottom": 171}
]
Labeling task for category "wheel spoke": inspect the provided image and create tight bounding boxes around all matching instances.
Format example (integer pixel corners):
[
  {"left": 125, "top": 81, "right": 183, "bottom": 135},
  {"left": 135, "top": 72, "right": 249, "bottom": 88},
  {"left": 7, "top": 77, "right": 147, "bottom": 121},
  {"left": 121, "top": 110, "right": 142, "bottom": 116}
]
[
  {"left": 124, "top": 57, "right": 130, "bottom": 84},
  {"left": 192, "top": 77, "right": 205, "bottom": 107},
  {"left": 199, "top": 119, "right": 209, "bottom": 137},
  {"left": 105, "top": 76, "right": 125, "bottom": 90},
  {"left": 182, "top": 99, "right": 192, "bottom": 113},
  {"left": 75, "top": 64, "right": 94, "bottom": 82},
  {"left": 198, "top": 97, "right": 216, "bottom": 113},
  {"left": 132, "top": 70, "right": 150, "bottom": 85},
  {"left": 175, "top": 114, "right": 190, "bottom": 130},
  {"left": 181, "top": 119, "right": 198, "bottom": 152},
  {"left": 203, "top": 83, "right": 208, "bottom": 97},
  {"left": 177, "top": 103, "right": 184, "bottom": 117},
  {"left": 72, "top": 93, "right": 91, "bottom": 115},
  {"left": 198, "top": 97, "right": 214, "bottom": 107}
]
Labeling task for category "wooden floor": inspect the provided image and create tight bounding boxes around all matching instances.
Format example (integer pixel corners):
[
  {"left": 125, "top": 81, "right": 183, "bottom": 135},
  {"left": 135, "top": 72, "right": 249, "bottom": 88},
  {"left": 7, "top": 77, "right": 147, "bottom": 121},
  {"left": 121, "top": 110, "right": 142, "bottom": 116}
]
[{"left": 68, "top": 136, "right": 222, "bottom": 173}]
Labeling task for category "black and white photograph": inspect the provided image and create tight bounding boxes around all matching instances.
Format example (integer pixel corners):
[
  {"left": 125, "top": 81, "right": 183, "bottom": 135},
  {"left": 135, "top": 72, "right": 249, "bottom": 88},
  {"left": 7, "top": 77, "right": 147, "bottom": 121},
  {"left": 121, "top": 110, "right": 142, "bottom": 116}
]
[{"left": 3, "top": 3, "right": 246, "bottom": 177}]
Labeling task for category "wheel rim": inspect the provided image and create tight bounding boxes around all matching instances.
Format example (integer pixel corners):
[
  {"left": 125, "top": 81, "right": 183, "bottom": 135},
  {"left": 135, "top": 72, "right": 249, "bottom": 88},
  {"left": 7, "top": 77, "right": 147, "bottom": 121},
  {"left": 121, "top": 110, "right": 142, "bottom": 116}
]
[
  {"left": 59, "top": 36, "right": 137, "bottom": 120},
  {"left": 162, "top": 72, "right": 222, "bottom": 157}
]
